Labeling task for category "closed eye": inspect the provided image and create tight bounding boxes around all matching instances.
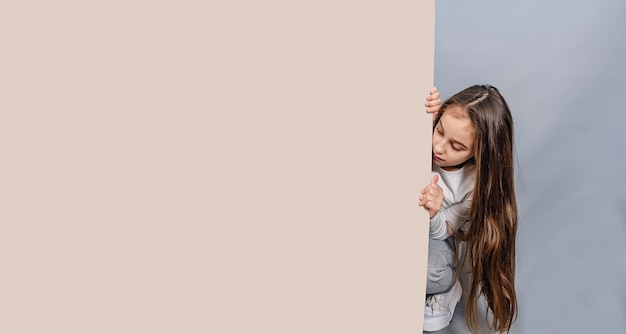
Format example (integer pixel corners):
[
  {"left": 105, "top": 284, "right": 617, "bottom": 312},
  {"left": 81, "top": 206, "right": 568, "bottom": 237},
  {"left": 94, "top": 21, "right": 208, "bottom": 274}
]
[{"left": 451, "top": 141, "right": 468, "bottom": 151}]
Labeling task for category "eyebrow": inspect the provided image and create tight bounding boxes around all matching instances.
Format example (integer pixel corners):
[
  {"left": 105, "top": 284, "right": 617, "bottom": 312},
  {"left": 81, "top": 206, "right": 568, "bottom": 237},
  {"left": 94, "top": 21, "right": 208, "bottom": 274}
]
[{"left": 439, "top": 120, "right": 469, "bottom": 150}]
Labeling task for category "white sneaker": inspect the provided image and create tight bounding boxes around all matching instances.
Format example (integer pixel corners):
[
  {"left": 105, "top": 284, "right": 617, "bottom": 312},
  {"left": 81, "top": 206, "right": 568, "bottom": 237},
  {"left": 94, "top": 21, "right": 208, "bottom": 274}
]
[{"left": 423, "top": 280, "right": 462, "bottom": 332}]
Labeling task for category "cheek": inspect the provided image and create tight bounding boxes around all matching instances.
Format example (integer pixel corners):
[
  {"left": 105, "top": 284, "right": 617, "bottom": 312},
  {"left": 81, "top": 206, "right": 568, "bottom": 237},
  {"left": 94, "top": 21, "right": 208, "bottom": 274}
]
[
  {"left": 461, "top": 150, "right": 475, "bottom": 162},
  {"left": 431, "top": 139, "right": 438, "bottom": 151},
  {"left": 431, "top": 132, "right": 439, "bottom": 145}
]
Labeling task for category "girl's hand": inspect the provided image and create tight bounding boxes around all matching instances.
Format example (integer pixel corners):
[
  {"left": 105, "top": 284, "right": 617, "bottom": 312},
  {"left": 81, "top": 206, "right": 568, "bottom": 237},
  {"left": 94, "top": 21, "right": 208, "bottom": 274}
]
[
  {"left": 424, "top": 86, "right": 441, "bottom": 119},
  {"left": 419, "top": 175, "right": 444, "bottom": 218}
]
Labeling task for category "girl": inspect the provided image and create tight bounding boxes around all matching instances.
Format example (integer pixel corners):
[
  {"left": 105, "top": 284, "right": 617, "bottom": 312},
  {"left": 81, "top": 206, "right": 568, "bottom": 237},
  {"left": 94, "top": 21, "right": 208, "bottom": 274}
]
[{"left": 419, "top": 85, "right": 518, "bottom": 333}]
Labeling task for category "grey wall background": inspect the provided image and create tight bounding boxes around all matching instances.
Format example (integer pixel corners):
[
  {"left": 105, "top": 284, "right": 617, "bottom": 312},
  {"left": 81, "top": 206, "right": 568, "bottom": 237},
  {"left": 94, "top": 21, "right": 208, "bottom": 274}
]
[{"left": 433, "top": 0, "right": 626, "bottom": 333}]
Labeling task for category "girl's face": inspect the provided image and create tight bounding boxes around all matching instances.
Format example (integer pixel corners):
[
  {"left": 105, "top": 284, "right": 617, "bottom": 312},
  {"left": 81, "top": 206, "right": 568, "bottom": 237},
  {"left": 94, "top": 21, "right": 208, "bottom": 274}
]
[{"left": 432, "top": 106, "right": 475, "bottom": 171}]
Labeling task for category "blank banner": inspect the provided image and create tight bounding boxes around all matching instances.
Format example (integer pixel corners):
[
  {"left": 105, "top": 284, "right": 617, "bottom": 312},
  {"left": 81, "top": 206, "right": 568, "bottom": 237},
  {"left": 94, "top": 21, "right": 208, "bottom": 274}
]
[{"left": 0, "top": 1, "right": 434, "bottom": 333}]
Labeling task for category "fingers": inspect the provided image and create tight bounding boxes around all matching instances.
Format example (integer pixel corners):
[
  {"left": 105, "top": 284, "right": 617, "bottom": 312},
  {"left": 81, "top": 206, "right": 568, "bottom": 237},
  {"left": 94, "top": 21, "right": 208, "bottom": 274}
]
[
  {"left": 419, "top": 175, "right": 443, "bottom": 212},
  {"left": 424, "top": 98, "right": 440, "bottom": 107},
  {"left": 423, "top": 188, "right": 442, "bottom": 201},
  {"left": 427, "top": 87, "right": 440, "bottom": 100},
  {"left": 431, "top": 174, "right": 439, "bottom": 186},
  {"left": 418, "top": 188, "right": 430, "bottom": 206},
  {"left": 418, "top": 188, "right": 427, "bottom": 205},
  {"left": 420, "top": 176, "right": 440, "bottom": 196},
  {"left": 419, "top": 177, "right": 442, "bottom": 209},
  {"left": 424, "top": 86, "right": 441, "bottom": 114}
]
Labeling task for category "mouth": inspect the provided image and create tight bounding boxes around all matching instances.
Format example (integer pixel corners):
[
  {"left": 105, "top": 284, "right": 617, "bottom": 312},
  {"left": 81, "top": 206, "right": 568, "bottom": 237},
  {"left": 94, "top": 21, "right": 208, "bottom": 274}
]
[{"left": 433, "top": 153, "right": 444, "bottom": 162}]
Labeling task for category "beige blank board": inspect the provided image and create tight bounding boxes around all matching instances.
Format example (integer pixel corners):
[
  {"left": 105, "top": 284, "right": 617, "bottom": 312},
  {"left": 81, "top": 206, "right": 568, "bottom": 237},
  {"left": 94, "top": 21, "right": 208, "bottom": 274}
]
[{"left": 0, "top": 1, "right": 434, "bottom": 333}]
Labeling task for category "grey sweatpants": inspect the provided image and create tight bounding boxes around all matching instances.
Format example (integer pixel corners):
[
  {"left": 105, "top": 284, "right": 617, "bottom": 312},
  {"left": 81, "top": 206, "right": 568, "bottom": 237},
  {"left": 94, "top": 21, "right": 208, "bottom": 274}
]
[{"left": 426, "top": 238, "right": 456, "bottom": 295}]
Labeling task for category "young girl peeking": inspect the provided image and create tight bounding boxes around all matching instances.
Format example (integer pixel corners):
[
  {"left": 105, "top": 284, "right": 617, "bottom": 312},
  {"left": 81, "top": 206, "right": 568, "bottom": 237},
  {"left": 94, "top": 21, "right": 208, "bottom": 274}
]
[{"left": 418, "top": 85, "right": 518, "bottom": 333}]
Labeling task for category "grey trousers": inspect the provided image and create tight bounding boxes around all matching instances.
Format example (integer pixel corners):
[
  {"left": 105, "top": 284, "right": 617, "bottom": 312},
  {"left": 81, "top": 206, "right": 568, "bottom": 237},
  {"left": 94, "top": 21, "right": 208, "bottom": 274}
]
[{"left": 426, "top": 238, "right": 456, "bottom": 295}]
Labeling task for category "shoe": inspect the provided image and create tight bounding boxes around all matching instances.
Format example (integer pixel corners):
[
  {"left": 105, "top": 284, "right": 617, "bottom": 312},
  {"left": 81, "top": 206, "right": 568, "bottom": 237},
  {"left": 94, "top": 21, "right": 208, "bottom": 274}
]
[{"left": 423, "top": 280, "right": 462, "bottom": 332}]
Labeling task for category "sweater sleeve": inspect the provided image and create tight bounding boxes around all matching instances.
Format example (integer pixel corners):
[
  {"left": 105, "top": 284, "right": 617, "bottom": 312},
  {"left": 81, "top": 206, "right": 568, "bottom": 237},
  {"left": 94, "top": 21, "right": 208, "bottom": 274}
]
[{"left": 429, "top": 197, "right": 472, "bottom": 240}]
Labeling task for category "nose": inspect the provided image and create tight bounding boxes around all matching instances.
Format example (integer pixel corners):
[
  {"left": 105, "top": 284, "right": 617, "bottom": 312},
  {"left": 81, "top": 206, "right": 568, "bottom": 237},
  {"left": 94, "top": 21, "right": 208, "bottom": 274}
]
[{"left": 433, "top": 140, "right": 445, "bottom": 154}]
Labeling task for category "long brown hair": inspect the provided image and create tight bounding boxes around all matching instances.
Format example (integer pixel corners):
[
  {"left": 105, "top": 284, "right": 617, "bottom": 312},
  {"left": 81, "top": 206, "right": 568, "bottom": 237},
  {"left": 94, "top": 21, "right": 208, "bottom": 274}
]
[{"left": 435, "top": 85, "right": 518, "bottom": 333}]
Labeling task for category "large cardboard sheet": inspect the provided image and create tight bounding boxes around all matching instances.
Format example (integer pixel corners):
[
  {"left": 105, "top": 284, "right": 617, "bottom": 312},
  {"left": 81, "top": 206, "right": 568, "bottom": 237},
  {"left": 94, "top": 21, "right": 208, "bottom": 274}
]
[{"left": 0, "top": 1, "right": 434, "bottom": 333}]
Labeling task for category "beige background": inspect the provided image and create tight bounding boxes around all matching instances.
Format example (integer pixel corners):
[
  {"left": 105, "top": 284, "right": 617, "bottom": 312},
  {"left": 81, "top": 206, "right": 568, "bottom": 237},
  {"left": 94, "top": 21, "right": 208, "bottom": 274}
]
[{"left": 0, "top": 1, "right": 434, "bottom": 333}]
